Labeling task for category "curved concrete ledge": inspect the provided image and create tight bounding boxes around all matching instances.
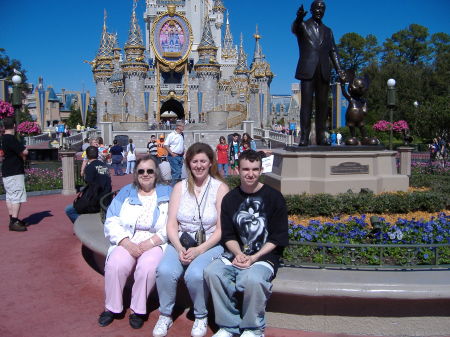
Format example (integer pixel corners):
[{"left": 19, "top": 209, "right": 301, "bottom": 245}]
[{"left": 74, "top": 213, "right": 450, "bottom": 301}]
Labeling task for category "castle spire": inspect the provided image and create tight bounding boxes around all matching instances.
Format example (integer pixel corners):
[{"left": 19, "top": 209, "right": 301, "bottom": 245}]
[
  {"left": 213, "top": 0, "right": 225, "bottom": 13},
  {"left": 250, "top": 26, "right": 273, "bottom": 79},
  {"left": 125, "top": 0, "right": 144, "bottom": 48},
  {"left": 198, "top": 16, "right": 216, "bottom": 49},
  {"left": 222, "top": 12, "right": 237, "bottom": 60},
  {"left": 252, "top": 25, "right": 263, "bottom": 63},
  {"left": 234, "top": 33, "right": 248, "bottom": 74},
  {"left": 97, "top": 9, "right": 113, "bottom": 57}
]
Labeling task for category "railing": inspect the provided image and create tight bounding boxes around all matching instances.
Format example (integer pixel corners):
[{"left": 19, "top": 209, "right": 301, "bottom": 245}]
[
  {"left": 25, "top": 133, "right": 52, "bottom": 145},
  {"left": 253, "top": 128, "right": 264, "bottom": 139},
  {"left": 64, "top": 133, "right": 83, "bottom": 148},
  {"left": 283, "top": 241, "right": 450, "bottom": 270}
]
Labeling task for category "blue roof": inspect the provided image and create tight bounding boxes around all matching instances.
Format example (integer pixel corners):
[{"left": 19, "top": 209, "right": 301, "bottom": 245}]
[{"left": 47, "top": 87, "right": 59, "bottom": 101}]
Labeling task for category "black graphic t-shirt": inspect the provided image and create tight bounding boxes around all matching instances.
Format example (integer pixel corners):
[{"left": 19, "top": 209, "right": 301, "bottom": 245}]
[{"left": 220, "top": 184, "right": 289, "bottom": 274}]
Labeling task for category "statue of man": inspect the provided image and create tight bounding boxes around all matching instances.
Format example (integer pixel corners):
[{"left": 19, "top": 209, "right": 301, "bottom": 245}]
[{"left": 292, "top": 0, "right": 346, "bottom": 146}]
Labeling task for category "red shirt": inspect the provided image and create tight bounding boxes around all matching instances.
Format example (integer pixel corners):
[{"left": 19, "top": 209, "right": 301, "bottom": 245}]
[{"left": 216, "top": 143, "right": 229, "bottom": 164}]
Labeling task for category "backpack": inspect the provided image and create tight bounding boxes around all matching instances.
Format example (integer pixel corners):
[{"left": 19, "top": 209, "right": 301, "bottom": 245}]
[{"left": 73, "top": 183, "right": 104, "bottom": 214}]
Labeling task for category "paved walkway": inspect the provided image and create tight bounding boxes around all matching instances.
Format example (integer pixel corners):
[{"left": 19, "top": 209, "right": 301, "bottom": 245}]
[{"left": 0, "top": 171, "right": 439, "bottom": 337}]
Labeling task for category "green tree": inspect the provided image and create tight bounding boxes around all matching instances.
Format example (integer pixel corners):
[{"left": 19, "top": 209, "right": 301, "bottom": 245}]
[
  {"left": 86, "top": 100, "right": 97, "bottom": 128},
  {"left": 382, "top": 24, "right": 431, "bottom": 65},
  {"left": 0, "top": 48, "right": 29, "bottom": 95},
  {"left": 338, "top": 33, "right": 381, "bottom": 73},
  {"left": 66, "top": 104, "right": 82, "bottom": 129}
]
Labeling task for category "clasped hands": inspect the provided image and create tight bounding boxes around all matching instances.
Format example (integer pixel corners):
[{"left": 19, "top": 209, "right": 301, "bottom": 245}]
[
  {"left": 232, "top": 253, "right": 256, "bottom": 269},
  {"left": 120, "top": 238, "right": 155, "bottom": 258},
  {"left": 178, "top": 246, "right": 202, "bottom": 265}
]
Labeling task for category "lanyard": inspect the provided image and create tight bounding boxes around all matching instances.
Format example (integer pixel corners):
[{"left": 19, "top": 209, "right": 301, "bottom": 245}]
[{"left": 194, "top": 177, "right": 211, "bottom": 228}]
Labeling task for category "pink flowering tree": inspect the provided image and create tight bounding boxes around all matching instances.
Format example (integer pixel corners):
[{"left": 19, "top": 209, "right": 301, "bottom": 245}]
[
  {"left": 0, "top": 100, "right": 15, "bottom": 120},
  {"left": 372, "top": 120, "right": 392, "bottom": 132},
  {"left": 392, "top": 120, "right": 409, "bottom": 133},
  {"left": 16, "top": 121, "right": 42, "bottom": 136}
]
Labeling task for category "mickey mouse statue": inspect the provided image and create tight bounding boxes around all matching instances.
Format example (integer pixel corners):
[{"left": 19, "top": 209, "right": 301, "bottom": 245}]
[{"left": 341, "top": 72, "right": 378, "bottom": 145}]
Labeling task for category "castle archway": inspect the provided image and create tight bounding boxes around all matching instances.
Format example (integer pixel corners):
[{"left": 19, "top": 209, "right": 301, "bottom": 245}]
[{"left": 160, "top": 99, "right": 184, "bottom": 120}]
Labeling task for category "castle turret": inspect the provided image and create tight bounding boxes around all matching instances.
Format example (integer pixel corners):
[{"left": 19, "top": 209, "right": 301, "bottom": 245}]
[
  {"left": 108, "top": 33, "right": 124, "bottom": 118},
  {"left": 249, "top": 25, "right": 273, "bottom": 127},
  {"left": 194, "top": 16, "right": 221, "bottom": 122},
  {"left": 92, "top": 10, "right": 114, "bottom": 124},
  {"left": 121, "top": 0, "right": 148, "bottom": 121}
]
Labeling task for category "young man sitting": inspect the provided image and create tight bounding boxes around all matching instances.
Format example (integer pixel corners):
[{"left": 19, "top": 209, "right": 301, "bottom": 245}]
[{"left": 204, "top": 150, "right": 289, "bottom": 337}]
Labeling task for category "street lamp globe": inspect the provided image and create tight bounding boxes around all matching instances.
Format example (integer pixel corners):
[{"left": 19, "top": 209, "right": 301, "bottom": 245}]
[
  {"left": 387, "top": 78, "right": 396, "bottom": 88},
  {"left": 12, "top": 74, "right": 22, "bottom": 85},
  {"left": 413, "top": 101, "right": 419, "bottom": 108}
]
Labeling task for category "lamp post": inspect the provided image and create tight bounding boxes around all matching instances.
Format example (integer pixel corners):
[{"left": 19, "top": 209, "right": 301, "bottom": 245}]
[
  {"left": 387, "top": 78, "right": 396, "bottom": 150},
  {"left": 11, "top": 74, "right": 22, "bottom": 140}
]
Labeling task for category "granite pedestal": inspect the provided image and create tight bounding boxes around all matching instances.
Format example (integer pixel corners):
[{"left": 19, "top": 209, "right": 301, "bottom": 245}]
[{"left": 265, "top": 146, "right": 409, "bottom": 195}]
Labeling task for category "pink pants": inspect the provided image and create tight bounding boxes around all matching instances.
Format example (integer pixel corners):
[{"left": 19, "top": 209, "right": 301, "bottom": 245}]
[{"left": 104, "top": 245, "right": 163, "bottom": 314}]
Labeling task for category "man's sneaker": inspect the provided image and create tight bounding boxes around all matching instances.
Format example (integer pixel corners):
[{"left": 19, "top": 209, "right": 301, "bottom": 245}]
[
  {"left": 212, "top": 328, "right": 235, "bottom": 337},
  {"left": 240, "top": 330, "right": 264, "bottom": 337},
  {"left": 191, "top": 317, "right": 208, "bottom": 337},
  {"left": 9, "top": 220, "right": 27, "bottom": 232},
  {"left": 152, "top": 315, "right": 173, "bottom": 337}
]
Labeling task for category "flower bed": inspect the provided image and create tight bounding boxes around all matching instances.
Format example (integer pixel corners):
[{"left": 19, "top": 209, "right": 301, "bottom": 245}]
[
  {"left": 0, "top": 167, "right": 62, "bottom": 194},
  {"left": 284, "top": 213, "right": 450, "bottom": 269}
]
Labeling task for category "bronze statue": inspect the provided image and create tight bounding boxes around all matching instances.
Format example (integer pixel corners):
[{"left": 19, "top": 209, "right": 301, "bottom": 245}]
[
  {"left": 341, "top": 73, "right": 378, "bottom": 145},
  {"left": 292, "top": 0, "right": 346, "bottom": 146}
]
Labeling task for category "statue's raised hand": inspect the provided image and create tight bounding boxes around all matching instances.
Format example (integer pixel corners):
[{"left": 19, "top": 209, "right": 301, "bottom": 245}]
[{"left": 296, "top": 4, "right": 306, "bottom": 19}]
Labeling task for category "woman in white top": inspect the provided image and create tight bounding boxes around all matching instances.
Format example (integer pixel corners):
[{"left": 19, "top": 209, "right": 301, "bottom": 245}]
[
  {"left": 153, "top": 143, "right": 229, "bottom": 337},
  {"left": 99, "top": 155, "right": 172, "bottom": 329}
]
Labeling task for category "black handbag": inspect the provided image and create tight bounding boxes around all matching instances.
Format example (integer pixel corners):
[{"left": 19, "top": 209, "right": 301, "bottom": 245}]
[{"left": 179, "top": 232, "right": 198, "bottom": 250}]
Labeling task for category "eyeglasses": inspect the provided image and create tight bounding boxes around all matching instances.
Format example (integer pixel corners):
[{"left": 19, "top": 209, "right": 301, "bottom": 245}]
[{"left": 137, "top": 168, "right": 155, "bottom": 175}]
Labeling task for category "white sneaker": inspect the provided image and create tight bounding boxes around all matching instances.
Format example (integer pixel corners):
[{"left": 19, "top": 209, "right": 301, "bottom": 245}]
[
  {"left": 212, "top": 328, "right": 234, "bottom": 337},
  {"left": 191, "top": 317, "right": 208, "bottom": 337},
  {"left": 152, "top": 315, "right": 173, "bottom": 337},
  {"left": 240, "top": 330, "right": 264, "bottom": 337}
]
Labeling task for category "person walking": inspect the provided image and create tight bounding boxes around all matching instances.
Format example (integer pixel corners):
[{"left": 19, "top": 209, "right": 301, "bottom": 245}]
[
  {"left": 109, "top": 140, "right": 124, "bottom": 176},
  {"left": 164, "top": 121, "right": 185, "bottom": 185},
  {"left": 216, "top": 136, "right": 229, "bottom": 178},
  {"left": 1, "top": 117, "right": 29, "bottom": 232},
  {"left": 205, "top": 150, "right": 289, "bottom": 337},
  {"left": 125, "top": 139, "right": 137, "bottom": 174}
]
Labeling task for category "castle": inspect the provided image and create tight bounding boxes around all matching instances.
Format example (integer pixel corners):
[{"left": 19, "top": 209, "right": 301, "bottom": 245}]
[{"left": 89, "top": 0, "right": 274, "bottom": 130}]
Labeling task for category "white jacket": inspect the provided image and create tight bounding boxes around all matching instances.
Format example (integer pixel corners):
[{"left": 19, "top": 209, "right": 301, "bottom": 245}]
[{"left": 104, "top": 183, "right": 172, "bottom": 258}]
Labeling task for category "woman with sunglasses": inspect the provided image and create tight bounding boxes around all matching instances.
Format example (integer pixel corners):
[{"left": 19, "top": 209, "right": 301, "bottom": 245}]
[
  {"left": 99, "top": 155, "right": 172, "bottom": 329},
  {"left": 153, "top": 143, "right": 229, "bottom": 337}
]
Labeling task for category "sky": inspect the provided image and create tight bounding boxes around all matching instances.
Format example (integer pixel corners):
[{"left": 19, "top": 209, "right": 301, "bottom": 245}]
[{"left": 1, "top": 0, "right": 449, "bottom": 96}]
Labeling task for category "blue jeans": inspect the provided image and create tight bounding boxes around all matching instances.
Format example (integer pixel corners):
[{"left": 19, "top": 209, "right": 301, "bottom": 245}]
[
  {"left": 111, "top": 155, "right": 123, "bottom": 175},
  {"left": 218, "top": 163, "right": 229, "bottom": 177},
  {"left": 65, "top": 204, "right": 80, "bottom": 224},
  {"left": 167, "top": 155, "right": 183, "bottom": 185},
  {"left": 156, "top": 244, "right": 224, "bottom": 318},
  {"left": 126, "top": 160, "right": 136, "bottom": 174},
  {"left": 204, "top": 259, "right": 274, "bottom": 334}
]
